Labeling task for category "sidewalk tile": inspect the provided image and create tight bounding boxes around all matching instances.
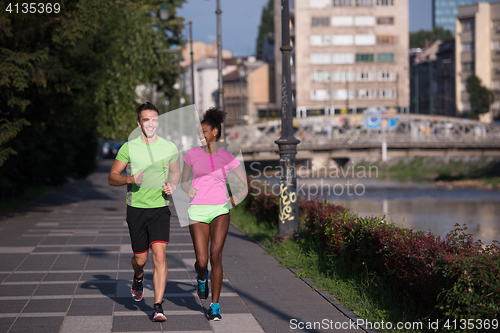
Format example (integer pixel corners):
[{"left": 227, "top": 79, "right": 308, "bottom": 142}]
[
  {"left": 9, "top": 316, "right": 64, "bottom": 333},
  {"left": 60, "top": 316, "right": 112, "bottom": 333},
  {"left": 67, "top": 298, "right": 115, "bottom": 316}
]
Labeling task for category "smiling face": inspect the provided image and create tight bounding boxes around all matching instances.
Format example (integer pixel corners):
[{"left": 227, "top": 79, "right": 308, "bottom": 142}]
[
  {"left": 137, "top": 109, "right": 159, "bottom": 139},
  {"left": 199, "top": 122, "right": 218, "bottom": 146}
]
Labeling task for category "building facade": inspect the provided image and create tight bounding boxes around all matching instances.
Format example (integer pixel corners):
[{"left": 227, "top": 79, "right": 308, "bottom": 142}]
[
  {"left": 410, "top": 39, "right": 456, "bottom": 116},
  {"left": 294, "top": 0, "right": 409, "bottom": 117},
  {"left": 455, "top": 1, "right": 500, "bottom": 119},
  {"left": 433, "top": 0, "right": 497, "bottom": 34},
  {"left": 223, "top": 57, "right": 270, "bottom": 126}
]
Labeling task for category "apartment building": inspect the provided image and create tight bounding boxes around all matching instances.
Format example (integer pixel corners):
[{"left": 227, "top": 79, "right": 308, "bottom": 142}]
[
  {"left": 223, "top": 57, "right": 270, "bottom": 126},
  {"left": 456, "top": 1, "right": 500, "bottom": 118},
  {"left": 293, "top": 0, "right": 409, "bottom": 116}
]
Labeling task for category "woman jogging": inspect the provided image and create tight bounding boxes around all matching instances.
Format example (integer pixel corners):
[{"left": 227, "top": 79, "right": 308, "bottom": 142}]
[{"left": 181, "top": 107, "right": 248, "bottom": 321}]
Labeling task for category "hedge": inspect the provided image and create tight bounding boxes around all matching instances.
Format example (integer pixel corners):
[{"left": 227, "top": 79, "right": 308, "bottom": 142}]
[{"left": 245, "top": 182, "right": 500, "bottom": 327}]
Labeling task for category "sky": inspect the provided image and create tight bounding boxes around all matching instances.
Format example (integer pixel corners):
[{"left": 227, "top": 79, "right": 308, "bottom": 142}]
[{"left": 177, "top": 0, "right": 433, "bottom": 57}]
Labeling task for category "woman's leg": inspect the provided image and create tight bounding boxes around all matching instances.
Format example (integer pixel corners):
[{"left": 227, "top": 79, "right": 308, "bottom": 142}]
[
  {"left": 189, "top": 221, "right": 210, "bottom": 279},
  {"left": 209, "top": 213, "right": 230, "bottom": 304}
]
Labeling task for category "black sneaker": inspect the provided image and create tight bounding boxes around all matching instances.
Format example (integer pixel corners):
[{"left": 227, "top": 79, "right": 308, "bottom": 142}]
[
  {"left": 208, "top": 302, "right": 221, "bottom": 321},
  {"left": 131, "top": 272, "right": 144, "bottom": 302},
  {"left": 152, "top": 302, "right": 167, "bottom": 322},
  {"left": 196, "top": 273, "right": 209, "bottom": 299}
]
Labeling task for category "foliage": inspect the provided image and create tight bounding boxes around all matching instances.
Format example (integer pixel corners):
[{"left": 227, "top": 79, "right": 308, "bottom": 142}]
[
  {"left": 409, "top": 27, "right": 453, "bottom": 49},
  {"left": 245, "top": 182, "right": 500, "bottom": 328},
  {"left": 466, "top": 74, "right": 494, "bottom": 117},
  {"left": 255, "top": 0, "right": 274, "bottom": 57},
  {"left": 0, "top": 0, "right": 185, "bottom": 194}
]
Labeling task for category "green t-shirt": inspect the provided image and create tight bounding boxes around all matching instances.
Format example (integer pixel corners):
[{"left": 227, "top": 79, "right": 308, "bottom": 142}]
[{"left": 116, "top": 136, "right": 178, "bottom": 208}]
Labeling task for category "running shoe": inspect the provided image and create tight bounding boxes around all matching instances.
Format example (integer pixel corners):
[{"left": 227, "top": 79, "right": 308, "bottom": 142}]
[
  {"left": 208, "top": 302, "right": 221, "bottom": 321},
  {"left": 131, "top": 272, "right": 144, "bottom": 302},
  {"left": 197, "top": 273, "right": 209, "bottom": 299},
  {"left": 152, "top": 302, "right": 167, "bottom": 322}
]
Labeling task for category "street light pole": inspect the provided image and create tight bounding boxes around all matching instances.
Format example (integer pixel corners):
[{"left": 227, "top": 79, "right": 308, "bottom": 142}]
[
  {"left": 216, "top": 0, "right": 225, "bottom": 141},
  {"left": 189, "top": 19, "right": 195, "bottom": 105},
  {"left": 275, "top": 0, "right": 300, "bottom": 241}
]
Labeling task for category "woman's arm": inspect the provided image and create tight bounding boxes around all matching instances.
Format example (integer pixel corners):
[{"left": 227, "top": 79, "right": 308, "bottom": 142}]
[
  {"left": 181, "top": 161, "right": 198, "bottom": 197},
  {"left": 227, "top": 165, "right": 249, "bottom": 205}
]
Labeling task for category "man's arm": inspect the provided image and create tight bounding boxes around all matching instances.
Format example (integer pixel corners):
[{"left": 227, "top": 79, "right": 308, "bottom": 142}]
[{"left": 108, "top": 159, "right": 143, "bottom": 186}]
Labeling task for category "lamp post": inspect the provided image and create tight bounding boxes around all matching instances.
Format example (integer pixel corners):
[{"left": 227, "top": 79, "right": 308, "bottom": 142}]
[
  {"left": 158, "top": 3, "right": 195, "bottom": 106},
  {"left": 215, "top": 0, "right": 225, "bottom": 141},
  {"left": 275, "top": 0, "right": 300, "bottom": 241}
]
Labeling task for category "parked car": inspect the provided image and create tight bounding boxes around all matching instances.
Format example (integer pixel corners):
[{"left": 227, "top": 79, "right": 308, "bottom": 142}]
[{"left": 101, "top": 141, "right": 125, "bottom": 159}]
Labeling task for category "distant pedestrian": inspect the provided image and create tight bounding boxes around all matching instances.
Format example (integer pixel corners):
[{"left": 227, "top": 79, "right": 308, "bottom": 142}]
[
  {"left": 181, "top": 107, "right": 248, "bottom": 321},
  {"left": 108, "top": 102, "right": 180, "bottom": 322}
]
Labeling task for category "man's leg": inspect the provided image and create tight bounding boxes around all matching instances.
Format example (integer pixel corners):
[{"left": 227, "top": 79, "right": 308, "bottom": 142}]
[
  {"left": 132, "top": 252, "right": 148, "bottom": 278},
  {"left": 151, "top": 242, "right": 168, "bottom": 304}
]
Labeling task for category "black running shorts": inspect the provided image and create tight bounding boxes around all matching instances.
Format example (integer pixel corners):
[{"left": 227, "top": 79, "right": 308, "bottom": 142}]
[{"left": 126, "top": 205, "right": 171, "bottom": 254}]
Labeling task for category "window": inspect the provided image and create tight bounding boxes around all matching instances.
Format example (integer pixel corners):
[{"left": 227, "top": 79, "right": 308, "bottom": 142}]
[
  {"left": 310, "top": 89, "right": 330, "bottom": 101},
  {"left": 461, "top": 19, "right": 475, "bottom": 32},
  {"left": 358, "top": 89, "right": 375, "bottom": 99},
  {"left": 310, "top": 0, "right": 330, "bottom": 8},
  {"left": 377, "top": 0, "right": 393, "bottom": 6},
  {"left": 462, "top": 101, "right": 471, "bottom": 111},
  {"left": 356, "top": 53, "right": 374, "bottom": 62},
  {"left": 378, "top": 89, "right": 396, "bottom": 99},
  {"left": 378, "top": 70, "right": 396, "bottom": 81},
  {"left": 311, "top": 17, "right": 330, "bottom": 26},
  {"left": 355, "top": 16, "right": 375, "bottom": 26},
  {"left": 492, "top": 81, "right": 500, "bottom": 91},
  {"left": 377, "top": 36, "right": 395, "bottom": 44},
  {"left": 332, "top": 35, "right": 354, "bottom": 45},
  {"left": 492, "top": 41, "right": 500, "bottom": 51},
  {"left": 333, "top": 71, "right": 355, "bottom": 82},
  {"left": 333, "top": 0, "right": 352, "bottom": 6},
  {"left": 356, "top": 0, "right": 373, "bottom": 6},
  {"left": 355, "top": 35, "right": 376, "bottom": 45},
  {"left": 333, "top": 89, "right": 355, "bottom": 100},
  {"left": 311, "top": 35, "right": 331, "bottom": 46},
  {"left": 377, "top": 53, "right": 394, "bottom": 62},
  {"left": 311, "top": 71, "right": 331, "bottom": 82},
  {"left": 332, "top": 16, "right": 353, "bottom": 26},
  {"left": 333, "top": 53, "right": 355, "bottom": 64},
  {"left": 377, "top": 17, "right": 394, "bottom": 25},
  {"left": 311, "top": 53, "right": 331, "bottom": 64},
  {"left": 461, "top": 43, "right": 474, "bottom": 52},
  {"left": 357, "top": 71, "right": 374, "bottom": 81},
  {"left": 462, "top": 61, "right": 475, "bottom": 73}
]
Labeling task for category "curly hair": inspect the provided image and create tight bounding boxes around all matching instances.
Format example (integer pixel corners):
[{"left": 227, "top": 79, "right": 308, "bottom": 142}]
[{"left": 201, "top": 107, "right": 226, "bottom": 141}]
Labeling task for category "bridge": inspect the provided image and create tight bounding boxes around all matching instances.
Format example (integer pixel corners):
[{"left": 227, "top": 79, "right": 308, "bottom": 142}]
[{"left": 225, "top": 114, "right": 500, "bottom": 163}]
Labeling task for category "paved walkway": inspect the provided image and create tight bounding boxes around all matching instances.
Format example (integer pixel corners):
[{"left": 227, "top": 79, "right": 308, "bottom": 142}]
[{"left": 0, "top": 161, "right": 366, "bottom": 333}]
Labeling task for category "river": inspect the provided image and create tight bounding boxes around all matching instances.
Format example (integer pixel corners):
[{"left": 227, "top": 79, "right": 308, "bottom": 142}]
[{"left": 253, "top": 177, "right": 500, "bottom": 244}]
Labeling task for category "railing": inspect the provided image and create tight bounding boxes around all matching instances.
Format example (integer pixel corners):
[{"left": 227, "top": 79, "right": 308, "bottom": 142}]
[{"left": 226, "top": 114, "right": 500, "bottom": 152}]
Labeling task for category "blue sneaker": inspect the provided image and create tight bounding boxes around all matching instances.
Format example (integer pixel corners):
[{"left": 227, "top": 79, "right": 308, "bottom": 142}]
[
  {"left": 208, "top": 303, "right": 221, "bottom": 321},
  {"left": 197, "top": 273, "right": 209, "bottom": 299}
]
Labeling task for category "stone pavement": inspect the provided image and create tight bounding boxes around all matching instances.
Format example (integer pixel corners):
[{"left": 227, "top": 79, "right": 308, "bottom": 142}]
[{"left": 0, "top": 161, "right": 367, "bottom": 333}]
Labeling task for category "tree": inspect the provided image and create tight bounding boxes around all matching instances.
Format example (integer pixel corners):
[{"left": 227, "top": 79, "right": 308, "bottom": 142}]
[
  {"left": 0, "top": 0, "right": 185, "bottom": 193},
  {"left": 409, "top": 27, "right": 453, "bottom": 49},
  {"left": 466, "top": 74, "right": 494, "bottom": 117},
  {"left": 255, "top": 0, "right": 274, "bottom": 57}
]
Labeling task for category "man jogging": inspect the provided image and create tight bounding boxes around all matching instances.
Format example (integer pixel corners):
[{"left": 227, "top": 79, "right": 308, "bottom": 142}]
[{"left": 108, "top": 102, "right": 180, "bottom": 322}]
